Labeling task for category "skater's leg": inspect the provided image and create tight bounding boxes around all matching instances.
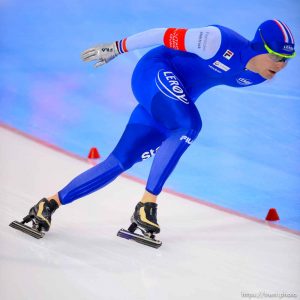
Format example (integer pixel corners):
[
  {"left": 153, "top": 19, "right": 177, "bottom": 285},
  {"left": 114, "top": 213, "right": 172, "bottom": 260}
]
[
  {"left": 145, "top": 93, "right": 202, "bottom": 195},
  {"left": 58, "top": 154, "right": 124, "bottom": 204},
  {"left": 18, "top": 153, "right": 124, "bottom": 232},
  {"left": 133, "top": 66, "right": 202, "bottom": 196},
  {"left": 17, "top": 105, "right": 167, "bottom": 234},
  {"left": 55, "top": 105, "right": 167, "bottom": 205},
  {"left": 141, "top": 190, "right": 157, "bottom": 203},
  {"left": 127, "top": 66, "right": 202, "bottom": 235},
  {"left": 130, "top": 99, "right": 202, "bottom": 233}
]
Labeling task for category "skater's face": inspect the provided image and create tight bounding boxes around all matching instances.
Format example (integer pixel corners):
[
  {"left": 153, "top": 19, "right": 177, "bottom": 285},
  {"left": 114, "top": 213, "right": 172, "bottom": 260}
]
[{"left": 248, "top": 54, "right": 288, "bottom": 80}]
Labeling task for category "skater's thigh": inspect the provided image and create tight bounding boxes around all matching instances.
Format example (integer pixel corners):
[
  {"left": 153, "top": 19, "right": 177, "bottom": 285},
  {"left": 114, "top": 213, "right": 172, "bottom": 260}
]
[
  {"left": 132, "top": 61, "right": 200, "bottom": 131},
  {"left": 111, "top": 105, "right": 168, "bottom": 169}
]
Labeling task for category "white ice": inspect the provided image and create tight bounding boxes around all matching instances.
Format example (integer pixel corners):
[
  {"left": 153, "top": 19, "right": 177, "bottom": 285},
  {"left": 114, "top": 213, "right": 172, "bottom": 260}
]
[{"left": 1, "top": 126, "right": 299, "bottom": 300}]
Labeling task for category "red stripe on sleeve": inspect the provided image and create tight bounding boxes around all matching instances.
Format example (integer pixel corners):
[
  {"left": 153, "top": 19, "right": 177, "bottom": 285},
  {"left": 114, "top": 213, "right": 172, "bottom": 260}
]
[
  {"left": 163, "top": 28, "right": 188, "bottom": 51},
  {"left": 122, "top": 38, "right": 128, "bottom": 52}
]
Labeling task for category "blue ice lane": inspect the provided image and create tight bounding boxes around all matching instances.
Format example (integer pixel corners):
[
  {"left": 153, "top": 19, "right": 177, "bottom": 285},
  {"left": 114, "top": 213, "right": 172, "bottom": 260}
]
[{"left": 0, "top": 0, "right": 300, "bottom": 231}]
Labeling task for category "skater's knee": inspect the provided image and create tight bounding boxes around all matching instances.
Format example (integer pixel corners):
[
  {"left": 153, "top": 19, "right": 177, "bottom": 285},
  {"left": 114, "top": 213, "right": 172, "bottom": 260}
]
[
  {"left": 109, "top": 151, "right": 136, "bottom": 171},
  {"left": 170, "top": 110, "right": 202, "bottom": 140},
  {"left": 187, "top": 115, "right": 202, "bottom": 139}
]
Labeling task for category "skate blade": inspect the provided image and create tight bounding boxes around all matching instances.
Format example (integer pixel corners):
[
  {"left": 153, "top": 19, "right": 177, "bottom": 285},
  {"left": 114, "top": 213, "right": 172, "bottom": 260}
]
[
  {"left": 9, "top": 221, "right": 45, "bottom": 239},
  {"left": 117, "top": 228, "right": 162, "bottom": 249}
]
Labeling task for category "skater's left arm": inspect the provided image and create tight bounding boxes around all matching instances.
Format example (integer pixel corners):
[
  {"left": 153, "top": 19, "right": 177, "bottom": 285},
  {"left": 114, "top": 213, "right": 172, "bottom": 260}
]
[{"left": 81, "top": 27, "right": 221, "bottom": 67}]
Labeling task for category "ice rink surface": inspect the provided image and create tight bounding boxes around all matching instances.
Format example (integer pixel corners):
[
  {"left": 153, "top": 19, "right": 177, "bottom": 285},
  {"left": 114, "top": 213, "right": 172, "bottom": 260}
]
[
  {"left": 1, "top": 0, "right": 300, "bottom": 230},
  {"left": 1, "top": 124, "right": 300, "bottom": 300},
  {"left": 1, "top": 0, "right": 300, "bottom": 298}
]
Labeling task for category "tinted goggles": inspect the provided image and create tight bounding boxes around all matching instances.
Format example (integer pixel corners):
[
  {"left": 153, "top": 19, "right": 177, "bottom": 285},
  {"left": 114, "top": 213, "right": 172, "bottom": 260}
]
[{"left": 259, "top": 29, "right": 296, "bottom": 62}]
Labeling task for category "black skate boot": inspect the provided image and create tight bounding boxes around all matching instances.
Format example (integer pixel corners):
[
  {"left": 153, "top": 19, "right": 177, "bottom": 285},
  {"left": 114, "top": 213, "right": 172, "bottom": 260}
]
[
  {"left": 117, "top": 202, "right": 162, "bottom": 248},
  {"left": 28, "top": 198, "right": 59, "bottom": 231},
  {"left": 131, "top": 202, "right": 160, "bottom": 234},
  {"left": 10, "top": 198, "right": 58, "bottom": 239}
]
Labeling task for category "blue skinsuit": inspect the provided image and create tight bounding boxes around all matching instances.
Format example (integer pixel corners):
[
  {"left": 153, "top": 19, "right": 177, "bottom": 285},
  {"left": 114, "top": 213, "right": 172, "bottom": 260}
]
[{"left": 59, "top": 25, "right": 266, "bottom": 204}]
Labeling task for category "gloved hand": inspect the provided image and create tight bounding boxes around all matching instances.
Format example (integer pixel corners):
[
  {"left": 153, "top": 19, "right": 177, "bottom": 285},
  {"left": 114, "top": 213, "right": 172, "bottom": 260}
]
[{"left": 81, "top": 42, "right": 120, "bottom": 67}]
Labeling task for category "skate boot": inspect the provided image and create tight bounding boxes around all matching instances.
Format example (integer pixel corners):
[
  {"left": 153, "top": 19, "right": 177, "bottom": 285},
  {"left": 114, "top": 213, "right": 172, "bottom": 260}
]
[
  {"left": 28, "top": 198, "right": 59, "bottom": 231},
  {"left": 10, "top": 198, "right": 59, "bottom": 239},
  {"left": 117, "top": 202, "right": 162, "bottom": 248},
  {"left": 131, "top": 202, "right": 160, "bottom": 234}
]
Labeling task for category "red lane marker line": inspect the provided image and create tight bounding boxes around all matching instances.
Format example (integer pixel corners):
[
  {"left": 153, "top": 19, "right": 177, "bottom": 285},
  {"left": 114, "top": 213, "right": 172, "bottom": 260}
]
[
  {"left": 122, "top": 173, "right": 300, "bottom": 236},
  {"left": 0, "top": 121, "right": 87, "bottom": 163},
  {"left": 1, "top": 121, "right": 299, "bottom": 236}
]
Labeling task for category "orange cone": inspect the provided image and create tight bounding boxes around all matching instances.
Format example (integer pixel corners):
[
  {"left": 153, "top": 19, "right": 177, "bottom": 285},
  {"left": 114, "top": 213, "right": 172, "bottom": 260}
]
[
  {"left": 88, "top": 147, "right": 100, "bottom": 159},
  {"left": 265, "top": 208, "right": 280, "bottom": 221}
]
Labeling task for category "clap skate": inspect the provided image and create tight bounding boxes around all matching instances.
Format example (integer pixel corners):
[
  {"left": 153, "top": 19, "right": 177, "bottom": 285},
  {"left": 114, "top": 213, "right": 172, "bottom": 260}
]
[
  {"left": 9, "top": 198, "right": 58, "bottom": 239},
  {"left": 117, "top": 202, "right": 162, "bottom": 248}
]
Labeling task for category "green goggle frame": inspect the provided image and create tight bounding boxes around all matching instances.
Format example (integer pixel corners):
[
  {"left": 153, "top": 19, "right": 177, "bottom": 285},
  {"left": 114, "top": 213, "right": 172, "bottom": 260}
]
[{"left": 259, "top": 29, "right": 296, "bottom": 59}]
